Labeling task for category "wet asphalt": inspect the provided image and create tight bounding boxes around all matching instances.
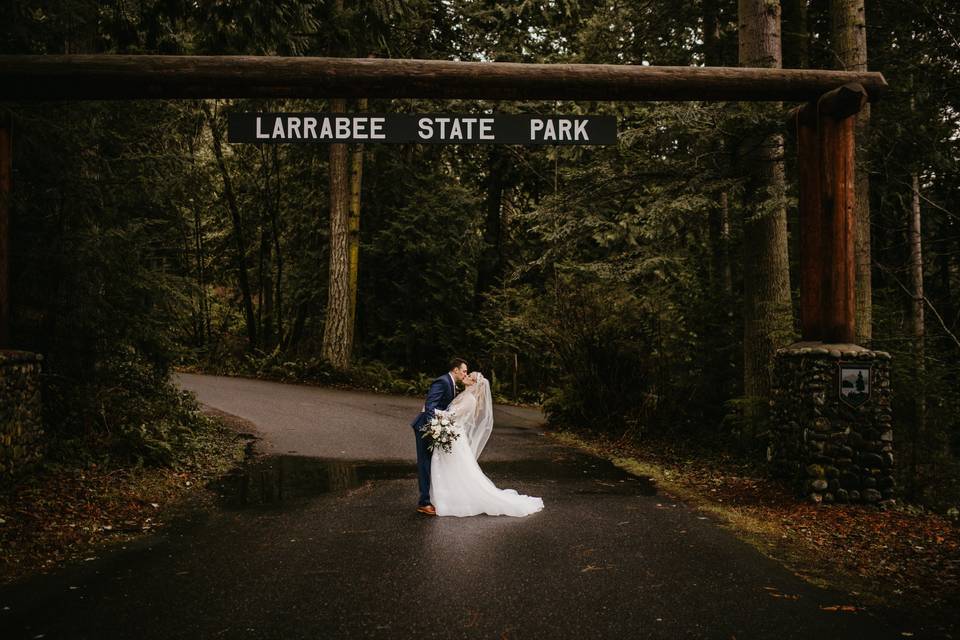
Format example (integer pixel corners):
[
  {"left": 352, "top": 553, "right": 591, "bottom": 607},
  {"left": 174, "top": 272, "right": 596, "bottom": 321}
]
[{"left": 0, "top": 374, "right": 930, "bottom": 638}]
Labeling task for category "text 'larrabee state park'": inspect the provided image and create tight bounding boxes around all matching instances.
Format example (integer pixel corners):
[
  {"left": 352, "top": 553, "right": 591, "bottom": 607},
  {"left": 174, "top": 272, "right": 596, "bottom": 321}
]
[{"left": 227, "top": 113, "right": 618, "bottom": 145}]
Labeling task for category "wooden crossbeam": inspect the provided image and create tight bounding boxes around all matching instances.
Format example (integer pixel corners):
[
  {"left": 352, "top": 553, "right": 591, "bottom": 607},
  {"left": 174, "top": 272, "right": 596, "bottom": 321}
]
[{"left": 0, "top": 55, "right": 888, "bottom": 102}]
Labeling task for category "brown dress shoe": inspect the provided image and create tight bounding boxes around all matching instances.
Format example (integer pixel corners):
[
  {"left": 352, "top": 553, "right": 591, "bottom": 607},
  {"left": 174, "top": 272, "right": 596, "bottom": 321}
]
[{"left": 416, "top": 504, "right": 437, "bottom": 516}]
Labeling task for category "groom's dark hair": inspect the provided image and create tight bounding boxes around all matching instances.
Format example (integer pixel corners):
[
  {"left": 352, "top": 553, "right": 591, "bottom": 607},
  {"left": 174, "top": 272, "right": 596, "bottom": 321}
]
[{"left": 448, "top": 357, "right": 468, "bottom": 371}]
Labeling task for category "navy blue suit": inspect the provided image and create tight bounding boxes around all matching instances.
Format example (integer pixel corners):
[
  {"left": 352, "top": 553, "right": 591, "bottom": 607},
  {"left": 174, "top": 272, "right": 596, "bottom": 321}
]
[{"left": 410, "top": 374, "right": 456, "bottom": 506}]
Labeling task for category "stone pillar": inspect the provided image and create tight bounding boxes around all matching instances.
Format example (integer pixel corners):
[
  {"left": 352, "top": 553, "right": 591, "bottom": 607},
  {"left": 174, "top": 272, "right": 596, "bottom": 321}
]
[
  {"left": 769, "top": 342, "right": 893, "bottom": 504},
  {"left": 0, "top": 350, "right": 44, "bottom": 478}
]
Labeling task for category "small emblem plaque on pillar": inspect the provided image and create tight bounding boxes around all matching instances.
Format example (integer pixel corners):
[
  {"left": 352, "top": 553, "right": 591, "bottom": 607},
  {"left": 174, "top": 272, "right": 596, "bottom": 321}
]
[{"left": 838, "top": 363, "right": 871, "bottom": 408}]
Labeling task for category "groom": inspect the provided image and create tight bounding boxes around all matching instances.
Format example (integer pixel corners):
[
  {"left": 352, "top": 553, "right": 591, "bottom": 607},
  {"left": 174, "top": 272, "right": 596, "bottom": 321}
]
[{"left": 410, "top": 357, "right": 468, "bottom": 515}]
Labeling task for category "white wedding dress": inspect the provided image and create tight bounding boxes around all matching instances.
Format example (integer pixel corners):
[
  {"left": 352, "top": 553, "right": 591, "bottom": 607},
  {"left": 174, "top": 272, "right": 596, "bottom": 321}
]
[{"left": 430, "top": 372, "right": 544, "bottom": 517}]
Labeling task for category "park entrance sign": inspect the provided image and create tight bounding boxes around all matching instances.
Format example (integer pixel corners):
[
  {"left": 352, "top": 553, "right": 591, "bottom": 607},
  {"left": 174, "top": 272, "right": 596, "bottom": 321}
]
[{"left": 228, "top": 113, "right": 617, "bottom": 145}]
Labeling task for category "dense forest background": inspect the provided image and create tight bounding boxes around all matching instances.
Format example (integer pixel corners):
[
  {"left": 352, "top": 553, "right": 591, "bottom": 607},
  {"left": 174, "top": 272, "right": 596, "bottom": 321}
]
[{"left": 1, "top": 1, "right": 957, "bottom": 510}]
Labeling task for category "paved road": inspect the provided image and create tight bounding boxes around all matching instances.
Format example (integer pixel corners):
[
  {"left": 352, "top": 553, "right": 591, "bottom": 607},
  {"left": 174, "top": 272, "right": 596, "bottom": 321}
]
[
  {"left": 0, "top": 375, "right": 923, "bottom": 638},
  {"left": 174, "top": 373, "right": 546, "bottom": 461}
]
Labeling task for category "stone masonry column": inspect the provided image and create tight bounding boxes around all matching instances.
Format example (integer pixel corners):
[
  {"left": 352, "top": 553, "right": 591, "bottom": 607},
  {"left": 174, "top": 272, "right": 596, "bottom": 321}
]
[{"left": 769, "top": 342, "right": 893, "bottom": 504}]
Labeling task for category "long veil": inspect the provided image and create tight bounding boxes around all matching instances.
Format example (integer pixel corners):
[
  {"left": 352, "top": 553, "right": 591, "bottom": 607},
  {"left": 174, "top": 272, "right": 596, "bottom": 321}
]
[{"left": 465, "top": 372, "right": 494, "bottom": 459}]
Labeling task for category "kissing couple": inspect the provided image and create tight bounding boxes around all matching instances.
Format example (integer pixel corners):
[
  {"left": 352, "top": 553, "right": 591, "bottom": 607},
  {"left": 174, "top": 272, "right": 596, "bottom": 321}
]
[{"left": 409, "top": 357, "right": 544, "bottom": 517}]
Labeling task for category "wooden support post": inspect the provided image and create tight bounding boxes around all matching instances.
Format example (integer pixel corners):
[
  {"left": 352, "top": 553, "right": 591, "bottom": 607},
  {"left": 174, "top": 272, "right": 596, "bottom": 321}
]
[
  {"left": 793, "top": 83, "right": 865, "bottom": 343},
  {"left": 0, "top": 113, "right": 10, "bottom": 348},
  {"left": 819, "top": 106, "right": 857, "bottom": 343}
]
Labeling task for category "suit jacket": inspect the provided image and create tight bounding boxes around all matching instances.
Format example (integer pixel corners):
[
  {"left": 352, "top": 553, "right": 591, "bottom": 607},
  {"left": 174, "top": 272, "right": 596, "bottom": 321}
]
[{"left": 410, "top": 374, "right": 456, "bottom": 431}]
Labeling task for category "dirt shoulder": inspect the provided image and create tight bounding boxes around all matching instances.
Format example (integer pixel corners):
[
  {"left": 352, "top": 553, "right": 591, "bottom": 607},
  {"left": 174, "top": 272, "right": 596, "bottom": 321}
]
[
  {"left": 548, "top": 430, "right": 960, "bottom": 634},
  {"left": 0, "top": 409, "right": 255, "bottom": 587}
]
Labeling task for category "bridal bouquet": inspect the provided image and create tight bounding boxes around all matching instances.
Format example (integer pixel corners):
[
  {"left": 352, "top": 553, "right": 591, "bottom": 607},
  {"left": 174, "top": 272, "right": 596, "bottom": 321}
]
[{"left": 420, "top": 408, "right": 461, "bottom": 454}]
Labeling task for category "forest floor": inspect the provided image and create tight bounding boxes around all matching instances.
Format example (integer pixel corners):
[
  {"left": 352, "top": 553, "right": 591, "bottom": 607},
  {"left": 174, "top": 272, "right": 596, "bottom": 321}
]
[
  {"left": 0, "top": 408, "right": 251, "bottom": 587},
  {"left": 551, "top": 430, "right": 960, "bottom": 632}
]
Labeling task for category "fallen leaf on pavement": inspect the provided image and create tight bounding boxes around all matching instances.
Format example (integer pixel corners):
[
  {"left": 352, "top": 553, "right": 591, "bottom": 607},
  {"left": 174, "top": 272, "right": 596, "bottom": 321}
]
[{"left": 820, "top": 604, "right": 860, "bottom": 612}]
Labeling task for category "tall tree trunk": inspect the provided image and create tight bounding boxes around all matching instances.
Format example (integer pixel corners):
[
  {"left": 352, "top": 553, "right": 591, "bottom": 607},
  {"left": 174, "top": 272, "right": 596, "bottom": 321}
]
[
  {"left": 257, "top": 221, "right": 264, "bottom": 342},
  {"left": 831, "top": 0, "right": 872, "bottom": 344},
  {"left": 782, "top": 0, "right": 810, "bottom": 68},
  {"left": 476, "top": 147, "right": 508, "bottom": 306},
  {"left": 193, "top": 199, "right": 209, "bottom": 345},
  {"left": 909, "top": 171, "right": 925, "bottom": 495},
  {"left": 271, "top": 146, "right": 284, "bottom": 347},
  {"left": 738, "top": 0, "right": 794, "bottom": 438},
  {"left": 187, "top": 131, "right": 210, "bottom": 345},
  {"left": 174, "top": 201, "right": 200, "bottom": 344},
  {"left": 703, "top": 0, "right": 724, "bottom": 65},
  {"left": 260, "top": 222, "right": 273, "bottom": 350},
  {"left": 709, "top": 192, "right": 733, "bottom": 296},
  {"left": 348, "top": 98, "right": 367, "bottom": 345},
  {"left": 704, "top": 0, "right": 733, "bottom": 298},
  {"left": 284, "top": 300, "right": 309, "bottom": 353},
  {"left": 937, "top": 229, "right": 953, "bottom": 333},
  {"left": 321, "top": 97, "right": 352, "bottom": 369},
  {"left": 256, "top": 145, "right": 278, "bottom": 352},
  {"left": 206, "top": 103, "right": 257, "bottom": 351}
]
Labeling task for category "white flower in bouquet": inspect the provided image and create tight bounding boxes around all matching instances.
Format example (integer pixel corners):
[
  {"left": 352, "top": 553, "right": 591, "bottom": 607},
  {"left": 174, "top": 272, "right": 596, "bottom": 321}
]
[{"left": 420, "top": 408, "right": 461, "bottom": 454}]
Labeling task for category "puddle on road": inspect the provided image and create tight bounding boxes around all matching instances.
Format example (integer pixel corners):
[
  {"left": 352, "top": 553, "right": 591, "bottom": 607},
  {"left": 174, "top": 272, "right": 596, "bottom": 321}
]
[
  {"left": 211, "top": 452, "right": 656, "bottom": 507},
  {"left": 208, "top": 456, "right": 409, "bottom": 507}
]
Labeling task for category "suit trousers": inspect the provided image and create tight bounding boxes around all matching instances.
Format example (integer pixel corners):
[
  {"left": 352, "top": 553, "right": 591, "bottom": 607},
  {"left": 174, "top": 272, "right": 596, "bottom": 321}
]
[{"left": 413, "top": 425, "right": 433, "bottom": 506}]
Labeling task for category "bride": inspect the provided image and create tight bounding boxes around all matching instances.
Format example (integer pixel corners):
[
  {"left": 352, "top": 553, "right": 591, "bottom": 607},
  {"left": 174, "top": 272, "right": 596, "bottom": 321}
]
[{"left": 429, "top": 371, "right": 544, "bottom": 517}]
